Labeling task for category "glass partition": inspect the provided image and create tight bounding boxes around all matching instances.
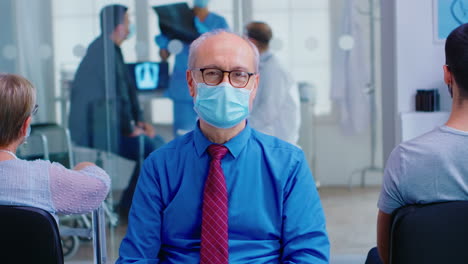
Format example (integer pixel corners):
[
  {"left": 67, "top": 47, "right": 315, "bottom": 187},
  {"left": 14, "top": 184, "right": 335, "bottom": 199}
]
[{"left": 0, "top": 0, "right": 382, "bottom": 262}]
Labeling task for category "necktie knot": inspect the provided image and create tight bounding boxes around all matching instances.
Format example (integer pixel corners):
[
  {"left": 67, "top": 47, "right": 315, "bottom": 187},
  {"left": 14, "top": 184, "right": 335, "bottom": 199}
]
[{"left": 207, "top": 144, "right": 228, "bottom": 161}]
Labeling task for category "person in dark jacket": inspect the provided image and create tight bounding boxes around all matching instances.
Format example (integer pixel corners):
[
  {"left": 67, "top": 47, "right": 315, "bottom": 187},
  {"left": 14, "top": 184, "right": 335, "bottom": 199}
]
[{"left": 68, "top": 4, "right": 164, "bottom": 217}]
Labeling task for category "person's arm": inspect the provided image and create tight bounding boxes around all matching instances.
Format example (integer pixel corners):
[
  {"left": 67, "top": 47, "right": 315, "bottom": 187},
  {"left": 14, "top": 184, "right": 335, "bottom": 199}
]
[
  {"left": 250, "top": 60, "right": 291, "bottom": 137},
  {"left": 377, "top": 210, "right": 392, "bottom": 264},
  {"left": 280, "top": 151, "right": 329, "bottom": 263},
  {"left": 155, "top": 34, "right": 170, "bottom": 61},
  {"left": 159, "top": 49, "right": 170, "bottom": 61},
  {"left": 137, "top": 121, "right": 157, "bottom": 139},
  {"left": 49, "top": 162, "right": 110, "bottom": 215},
  {"left": 117, "top": 156, "right": 162, "bottom": 263},
  {"left": 249, "top": 70, "right": 277, "bottom": 135},
  {"left": 278, "top": 80, "right": 301, "bottom": 144},
  {"left": 376, "top": 146, "right": 405, "bottom": 264}
]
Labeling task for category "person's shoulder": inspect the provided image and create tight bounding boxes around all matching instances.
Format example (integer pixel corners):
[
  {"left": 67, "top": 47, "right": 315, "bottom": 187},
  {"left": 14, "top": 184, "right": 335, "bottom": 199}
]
[
  {"left": 9, "top": 159, "right": 52, "bottom": 171},
  {"left": 251, "top": 128, "right": 303, "bottom": 155},
  {"left": 147, "top": 131, "right": 195, "bottom": 161},
  {"left": 207, "top": 12, "right": 228, "bottom": 27},
  {"left": 79, "top": 37, "right": 108, "bottom": 63},
  {"left": 75, "top": 37, "right": 104, "bottom": 72},
  {"left": 87, "top": 36, "right": 104, "bottom": 51},
  {"left": 399, "top": 126, "right": 447, "bottom": 153},
  {"left": 261, "top": 53, "right": 290, "bottom": 77},
  {"left": 208, "top": 12, "right": 226, "bottom": 20},
  {"left": 388, "top": 127, "right": 453, "bottom": 170}
]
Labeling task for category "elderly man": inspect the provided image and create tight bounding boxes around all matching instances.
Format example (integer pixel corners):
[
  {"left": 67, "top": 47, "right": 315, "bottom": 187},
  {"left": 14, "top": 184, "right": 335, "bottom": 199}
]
[{"left": 117, "top": 31, "right": 329, "bottom": 264}]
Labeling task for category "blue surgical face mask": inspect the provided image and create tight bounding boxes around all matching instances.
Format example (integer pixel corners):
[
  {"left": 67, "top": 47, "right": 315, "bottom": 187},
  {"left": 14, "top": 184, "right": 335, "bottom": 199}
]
[
  {"left": 194, "top": 82, "right": 251, "bottom": 129},
  {"left": 194, "top": 0, "right": 210, "bottom": 8},
  {"left": 126, "top": 24, "right": 135, "bottom": 39}
]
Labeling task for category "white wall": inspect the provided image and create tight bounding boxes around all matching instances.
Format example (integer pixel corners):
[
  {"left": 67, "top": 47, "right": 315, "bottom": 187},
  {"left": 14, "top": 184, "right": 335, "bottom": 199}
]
[
  {"left": 382, "top": 0, "right": 452, "bottom": 161},
  {"left": 395, "top": 0, "right": 450, "bottom": 113}
]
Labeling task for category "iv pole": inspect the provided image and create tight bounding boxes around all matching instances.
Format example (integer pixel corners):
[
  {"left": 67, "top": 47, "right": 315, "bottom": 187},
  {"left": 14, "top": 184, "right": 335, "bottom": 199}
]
[{"left": 348, "top": 0, "right": 383, "bottom": 188}]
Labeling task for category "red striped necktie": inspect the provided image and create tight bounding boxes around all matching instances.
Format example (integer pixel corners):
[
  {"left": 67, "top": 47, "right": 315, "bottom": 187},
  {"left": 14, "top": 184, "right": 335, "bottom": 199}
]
[{"left": 200, "top": 144, "right": 229, "bottom": 264}]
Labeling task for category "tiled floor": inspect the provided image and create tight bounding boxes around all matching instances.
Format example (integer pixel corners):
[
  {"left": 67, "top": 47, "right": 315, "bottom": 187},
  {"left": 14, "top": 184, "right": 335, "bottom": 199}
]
[
  {"left": 321, "top": 186, "right": 380, "bottom": 263},
  {"left": 66, "top": 186, "right": 380, "bottom": 264}
]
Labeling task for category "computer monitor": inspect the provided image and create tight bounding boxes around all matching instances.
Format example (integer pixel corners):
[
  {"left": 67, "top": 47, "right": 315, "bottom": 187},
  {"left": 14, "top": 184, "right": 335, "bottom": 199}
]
[{"left": 126, "top": 61, "right": 169, "bottom": 92}]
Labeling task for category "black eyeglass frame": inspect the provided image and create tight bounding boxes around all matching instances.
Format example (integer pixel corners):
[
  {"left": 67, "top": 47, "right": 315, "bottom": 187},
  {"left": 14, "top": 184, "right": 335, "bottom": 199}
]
[
  {"left": 31, "top": 104, "right": 38, "bottom": 116},
  {"left": 192, "top": 68, "right": 256, "bottom": 88}
]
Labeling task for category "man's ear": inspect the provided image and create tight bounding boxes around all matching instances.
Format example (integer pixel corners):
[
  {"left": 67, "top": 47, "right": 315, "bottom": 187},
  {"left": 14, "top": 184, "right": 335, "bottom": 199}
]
[
  {"left": 443, "top": 64, "right": 452, "bottom": 86},
  {"left": 187, "top": 70, "right": 196, "bottom": 97}
]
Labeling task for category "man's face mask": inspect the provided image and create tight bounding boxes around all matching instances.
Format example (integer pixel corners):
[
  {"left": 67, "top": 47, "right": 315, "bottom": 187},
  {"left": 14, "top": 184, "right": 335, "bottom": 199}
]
[
  {"left": 126, "top": 24, "right": 135, "bottom": 39},
  {"left": 194, "top": 82, "right": 251, "bottom": 129}
]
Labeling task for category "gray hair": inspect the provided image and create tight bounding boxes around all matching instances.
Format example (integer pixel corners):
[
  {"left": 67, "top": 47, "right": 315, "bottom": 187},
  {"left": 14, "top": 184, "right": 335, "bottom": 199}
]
[
  {"left": 188, "top": 29, "right": 260, "bottom": 73},
  {"left": 0, "top": 73, "right": 36, "bottom": 147}
]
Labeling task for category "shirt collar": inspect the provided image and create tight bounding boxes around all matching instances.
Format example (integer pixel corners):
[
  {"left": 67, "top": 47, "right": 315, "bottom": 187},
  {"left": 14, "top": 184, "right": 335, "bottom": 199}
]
[{"left": 194, "top": 121, "right": 252, "bottom": 159}]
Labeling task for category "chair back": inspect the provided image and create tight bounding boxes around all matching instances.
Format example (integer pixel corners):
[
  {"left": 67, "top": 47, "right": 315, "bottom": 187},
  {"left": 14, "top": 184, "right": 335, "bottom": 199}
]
[
  {"left": 0, "top": 205, "right": 64, "bottom": 264},
  {"left": 390, "top": 201, "right": 468, "bottom": 264}
]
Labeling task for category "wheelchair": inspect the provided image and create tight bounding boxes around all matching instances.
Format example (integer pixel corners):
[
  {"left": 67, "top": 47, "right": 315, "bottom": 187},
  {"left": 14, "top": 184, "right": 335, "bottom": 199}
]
[{"left": 17, "top": 123, "right": 119, "bottom": 260}]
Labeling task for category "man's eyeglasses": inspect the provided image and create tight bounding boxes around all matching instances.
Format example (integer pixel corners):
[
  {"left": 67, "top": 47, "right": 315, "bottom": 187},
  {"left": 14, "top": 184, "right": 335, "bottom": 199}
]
[
  {"left": 31, "top": 104, "right": 38, "bottom": 116},
  {"left": 193, "top": 68, "right": 256, "bottom": 88}
]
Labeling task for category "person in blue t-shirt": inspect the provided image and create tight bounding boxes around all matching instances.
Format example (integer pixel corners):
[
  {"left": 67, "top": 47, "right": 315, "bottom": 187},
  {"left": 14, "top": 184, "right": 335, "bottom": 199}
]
[
  {"left": 117, "top": 30, "right": 329, "bottom": 264},
  {"left": 155, "top": 0, "right": 229, "bottom": 137}
]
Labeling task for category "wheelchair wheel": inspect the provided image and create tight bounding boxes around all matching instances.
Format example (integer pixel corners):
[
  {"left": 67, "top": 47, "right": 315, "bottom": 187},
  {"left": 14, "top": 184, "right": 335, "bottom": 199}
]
[{"left": 61, "top": 235, "right": 80, "bottom": 260}]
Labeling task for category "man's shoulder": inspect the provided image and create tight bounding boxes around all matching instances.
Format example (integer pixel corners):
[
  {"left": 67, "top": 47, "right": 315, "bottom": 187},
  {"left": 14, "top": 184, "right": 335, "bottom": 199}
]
[
  {"left": 208, "top": 12, "right": 226, "bottom": 21},
  {"left": 260, "top": 53, "right": 291, "bottom": 80},
  {"left": 147, "top": 131, "right": 195, "bottom": 160},
  {"left": 388, "top": 126, "right": 461, "bottom": 174},
  {"left": 399, "top": 127, "right": 450, "bottom": 154},
  {"left": 250, "top": 128, "right": 303, "bottom": 156},
  {"left": 74, "top": 38, "right": 105, "bottom": 74}
]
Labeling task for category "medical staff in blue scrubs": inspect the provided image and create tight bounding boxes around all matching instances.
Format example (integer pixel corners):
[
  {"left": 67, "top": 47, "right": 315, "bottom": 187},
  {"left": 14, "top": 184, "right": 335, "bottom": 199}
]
[{"left": 155, "top": 0, "right": 229, "bottom": 137}]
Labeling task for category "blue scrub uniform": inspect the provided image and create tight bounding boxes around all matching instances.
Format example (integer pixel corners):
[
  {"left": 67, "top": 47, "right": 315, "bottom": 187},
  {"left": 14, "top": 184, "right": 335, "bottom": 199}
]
[{"left": 156, "top": 12, "right": 229, "bottom": 136}]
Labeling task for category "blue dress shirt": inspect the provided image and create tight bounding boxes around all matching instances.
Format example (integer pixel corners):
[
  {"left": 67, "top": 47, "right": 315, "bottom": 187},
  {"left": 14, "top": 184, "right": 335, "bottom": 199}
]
[{"left": 117, "top": 123, "right": 329, "bottom": 263}]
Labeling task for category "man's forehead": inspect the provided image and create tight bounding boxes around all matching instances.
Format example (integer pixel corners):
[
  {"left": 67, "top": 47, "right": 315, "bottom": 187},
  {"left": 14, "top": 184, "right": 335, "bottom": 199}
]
[{"left": 195, "top": 34, "right": 255, "bottom": 70}]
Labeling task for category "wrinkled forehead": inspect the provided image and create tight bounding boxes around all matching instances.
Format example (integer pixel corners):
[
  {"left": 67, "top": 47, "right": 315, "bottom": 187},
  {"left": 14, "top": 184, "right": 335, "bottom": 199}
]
[{"left": 195, "top": 34, "right": 256, "bottom": 72}]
